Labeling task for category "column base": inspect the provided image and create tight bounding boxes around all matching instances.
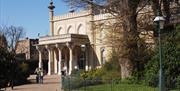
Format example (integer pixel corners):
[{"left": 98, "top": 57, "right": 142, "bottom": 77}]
[
  {"left": 58, "top": 72, "right": 61, "bottom": 75},
  {"left": 85, "top": 66, "right": 88, "bottom": 71},
  {"left": 47, "top": 72, "right": 51, "bottom": 75}
]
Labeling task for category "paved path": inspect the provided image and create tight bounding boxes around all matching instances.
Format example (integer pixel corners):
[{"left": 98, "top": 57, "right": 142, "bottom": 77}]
[{"left": 5, "top": 75, "right": 62, "bottom": 91}]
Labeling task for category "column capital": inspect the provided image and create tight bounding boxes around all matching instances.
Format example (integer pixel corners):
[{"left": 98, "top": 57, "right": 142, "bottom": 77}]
[
  {"left": 36, "top": 45, "right": 43, "bottom": 52},
  {"left": 55, "top": 44, "right": 64, "bottom": 50},
  {"left": 45, "top": 45, "right": 53, "bottom": 51},
  {"left": 66, "top": 42, "right": 75, "bottom": 49},
  {"left": 85, "top": 43, "right": 90, "bottom": 47}
]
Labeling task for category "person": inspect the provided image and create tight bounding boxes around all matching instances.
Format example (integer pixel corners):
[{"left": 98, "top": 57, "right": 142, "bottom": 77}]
[
  {"left": 10, "top": 80, "right": 14, "bottom": 90},
  {"left": 34, "top": 68, "right": 40, "bottom": 84},
  {"left": 63, "top": 66, "right": 67, "bottom": 76},
  {"left": 39, "top": 68, "right": 44, "bottom": 84}
]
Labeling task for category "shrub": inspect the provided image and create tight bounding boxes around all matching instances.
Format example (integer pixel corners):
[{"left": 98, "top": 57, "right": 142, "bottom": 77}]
[
  {"left": 144, "top": 25, "right": 180, "bottom": 89},
  {"left": 175, "top": 76, "right": 180, "bottom": 89},
  {"left": 13, "top": 62, "right": 30, "bottom": 85},
  {"left": 62, "top": 76, "right": 84, "bottom": 89},
  {"left": 25, "top": 60, "right": 48, "bottom": 74}
]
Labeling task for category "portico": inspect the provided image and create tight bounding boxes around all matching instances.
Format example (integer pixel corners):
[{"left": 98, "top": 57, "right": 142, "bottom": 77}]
[{"left": 36, "top": 34, "right": 90, "bottom": 75}]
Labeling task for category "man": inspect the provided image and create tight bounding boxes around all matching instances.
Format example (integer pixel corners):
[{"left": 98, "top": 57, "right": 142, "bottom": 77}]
[
  {"left": 34, "top": 68, "right": 40, "bottom": 83},
  {"left": 39, "top": 68, "right": 43, "bottom": 84}
]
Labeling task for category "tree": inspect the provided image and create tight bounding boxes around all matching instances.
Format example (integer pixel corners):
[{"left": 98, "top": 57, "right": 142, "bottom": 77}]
[
  {"left": 0, "top": 25, "right": 25, "bottom": 53},
  {"left": 0, "top": 32, "right": 8, "bottom": 48},
  {"left": 145, "top": 25, "right": 180, "bottom": 89},
  {"left": 63, "top": 0, "right": 150, "bottom": 79},
  {"left": 0, "top": 25, "right": 27, "bottom": 89},
  {"left": 62, "top": 0, "right": 180, "bottom": 79}
]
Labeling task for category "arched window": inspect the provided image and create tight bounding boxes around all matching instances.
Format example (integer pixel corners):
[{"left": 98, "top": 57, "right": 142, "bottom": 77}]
[
  {"left": 67, "top": 26, "right": 75, "bottom": 34},
  {"left": 57, "top": 27, "right": 62, "bottom": 35},
  {"left": 101, "top": 47, "right": 106, "bottom": 65},
  {"left": 77, "top": 24, "right": 86, "bottom": 35},
  {"left": 99, "top": 30, "right": 105, "bottom": 43}
]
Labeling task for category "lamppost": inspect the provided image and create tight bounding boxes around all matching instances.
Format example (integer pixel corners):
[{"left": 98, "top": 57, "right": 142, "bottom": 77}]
[
  {"left": 153, "top": 11, "right": 165, "bottom": 91},
  {"left": 81, "top": 45, "right": 86, "bottom": 69}
]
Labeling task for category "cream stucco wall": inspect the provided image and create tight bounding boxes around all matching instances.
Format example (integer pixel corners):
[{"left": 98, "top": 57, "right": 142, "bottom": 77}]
[{"left": 51, "top": 10, "right": 113, "bottom": 68}]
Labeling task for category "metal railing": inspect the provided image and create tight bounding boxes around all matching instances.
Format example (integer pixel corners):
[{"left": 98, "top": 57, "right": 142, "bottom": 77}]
[{"left": 60, "top": 76, "right": 162, "bottom": 91}]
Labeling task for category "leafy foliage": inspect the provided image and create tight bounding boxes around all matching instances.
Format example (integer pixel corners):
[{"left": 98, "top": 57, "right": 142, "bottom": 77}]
[
  {"left": 0, "top": 47, "right": 13, "bottom": 88},
  {"left": 80, "top": 51, "right": 121, "bottom": 82},
  {"left": 145, "top": 25, "right": 180, "bottom": 89}
]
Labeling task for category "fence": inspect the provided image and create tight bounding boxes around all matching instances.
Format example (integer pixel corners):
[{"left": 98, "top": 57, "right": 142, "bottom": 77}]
[{"left": 61, "top": 76, "right": 162, "bottom": 91}]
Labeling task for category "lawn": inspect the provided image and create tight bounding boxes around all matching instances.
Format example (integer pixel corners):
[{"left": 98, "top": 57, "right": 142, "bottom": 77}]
[{"left": 70, "top": 83, "right": 179, "bottom": 91}]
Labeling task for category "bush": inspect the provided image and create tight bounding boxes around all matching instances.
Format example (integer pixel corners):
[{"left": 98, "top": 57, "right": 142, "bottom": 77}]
[
  {"left": 62, "top": 70, "right": 84, "bottom": 90},
  {"left": 144, "top": 25, "right": 180, "bottom": 89},
  {"left": 62, "top": 76, "right": 84, "bottom": 89},
  {"left": 25, "top": 60, "right": 48, "bottom": 74},
  {"left": 175, "top": 76, "right": 180, "bottom": 89},
  {"left": 80, "top": 50, "right": 121, "bottom": 82},
  {"left": 14, "top": 62, "right": 30, "bottom": 85},
  {"left": 0, "top": 48, "right": 12, "bottom": 89},
  {"left": 80, "top": 69, "right": 103, "bottom": 80}
]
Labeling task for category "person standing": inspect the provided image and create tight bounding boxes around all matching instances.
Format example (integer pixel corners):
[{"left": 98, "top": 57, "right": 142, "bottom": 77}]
[
  {"left": 34, "top": 68, "right": 40, "bottom": 84},
  {"left": 39, "top": 68, "right": 44, "bottom": 84}
]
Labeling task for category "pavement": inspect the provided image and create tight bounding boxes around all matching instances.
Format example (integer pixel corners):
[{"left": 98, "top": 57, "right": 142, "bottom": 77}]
[{"left": 5, "top": 75, "right": 62, "bottom": 91}]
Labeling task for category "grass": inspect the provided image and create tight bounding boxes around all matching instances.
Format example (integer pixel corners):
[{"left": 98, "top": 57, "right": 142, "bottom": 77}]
[
  {"left": 70, "top": 83, "right": 180, "bottom": 91},
  {"left": 78, "top": 83, "right": 157, "bottom": 91}
]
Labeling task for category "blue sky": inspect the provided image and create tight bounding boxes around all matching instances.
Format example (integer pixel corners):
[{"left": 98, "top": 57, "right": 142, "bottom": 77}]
[{"left": 0, "top": 0, "right": 69, "bottom": 38}]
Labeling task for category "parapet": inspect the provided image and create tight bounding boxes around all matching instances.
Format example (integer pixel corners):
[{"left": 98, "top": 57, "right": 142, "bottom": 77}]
[{"left": 53, "top": 10, "right": 91, "bottom": 21}]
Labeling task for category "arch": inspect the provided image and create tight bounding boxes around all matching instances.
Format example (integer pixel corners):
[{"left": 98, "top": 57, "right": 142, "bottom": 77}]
[
  {"left": 77, "top": 24, "right": 86, "bottom": 35},
  {"left": 57, "top": 27, "right": 63, "bottom": 35},
  {"left": 101, "top": 47, "right": 106, "bottom": 65},
  {"left": 99, "top": 30, "right": 105, "bottom": 43},
  {"left": 67, "top": 25, "right": 75, "bottom": 34}
]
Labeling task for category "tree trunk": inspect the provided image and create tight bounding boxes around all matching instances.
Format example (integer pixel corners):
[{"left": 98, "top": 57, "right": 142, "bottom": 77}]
[{"left": 119, "top": 8, "right": 139, "bottom": 79}]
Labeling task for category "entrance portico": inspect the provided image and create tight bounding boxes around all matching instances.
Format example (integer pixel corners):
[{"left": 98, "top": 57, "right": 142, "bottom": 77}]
[{"left": 36, "top": 34, "right": 90, "bottom": 75}]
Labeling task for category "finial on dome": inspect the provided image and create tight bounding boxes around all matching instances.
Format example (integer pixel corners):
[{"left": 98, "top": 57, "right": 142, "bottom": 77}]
[{"left": 48, "top": 0, "right": 55, "bottom": 10}]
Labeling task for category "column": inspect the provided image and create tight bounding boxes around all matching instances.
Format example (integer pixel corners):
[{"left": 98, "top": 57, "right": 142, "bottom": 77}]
[
  {"left": 64, "top": 52, "right": 68, "bottom": 74},
  {"left": 38, "top": 50, "right": 42, "bottom": 69},
  {"left": 59, "top": 48, "right": 63, "bottom": 75},
  {"left": 66, "top": 42, "right": 74, "bottom": 75},
  {"left": 48, "top": 49, "right": 52, "bottom": 75},
  {"left": 54, "top": 50, "right": 58, "bottom": 74},
  {"left": 46, "top": 45, "right": 52, "bottom": 75},
  {"left": 56, "top": 44, "right": 63, "bottom": 75},
  {"left": 69, "top": 47, "right": 73, "bottom": 75},
  {"left": 36, "top": 46, "right": 43, "bottom": 69}
]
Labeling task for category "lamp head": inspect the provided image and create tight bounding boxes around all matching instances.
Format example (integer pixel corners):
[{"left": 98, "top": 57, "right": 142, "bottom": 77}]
[
  {"left": 154, "top": 16, "right": 165, "bottom": 29},
  {"left": 81, "top": 45, "right": 86, "bottom": 51}
]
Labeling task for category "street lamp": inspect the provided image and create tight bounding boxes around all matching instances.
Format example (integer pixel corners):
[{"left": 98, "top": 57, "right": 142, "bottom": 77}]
[
  {"left": 153, "top": 14, "right": 165, "bottom": 91},
  {"left": 81, "top": 45, "right": 86, "bottom": 69}
]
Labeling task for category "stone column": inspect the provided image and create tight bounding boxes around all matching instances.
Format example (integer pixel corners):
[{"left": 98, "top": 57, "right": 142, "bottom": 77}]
[
  {"left": 38, "top": 50, "right": 42, "bottom": 69},
  {"left": 46, "top": 45, "right": 52, "bottom": 75},
  {"left": 66, "top": 42, "right": 74, "bottom": 75},
  {"left": 64, "top": 52, "right": 68, "bottom": 74},
  {"left": 36, "top": 46, "right": 43, "bottom": 69},
  {"left": 54, "top": 50, "right": 58, "bottom": 74},
  {"left": 56, "top": 44, "right": 63, "bottom": 75}
]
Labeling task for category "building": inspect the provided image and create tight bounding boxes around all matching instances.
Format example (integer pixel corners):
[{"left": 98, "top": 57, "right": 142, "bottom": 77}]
[
  {"left": 36, "top": 1, "right": 180, "bottom": 76},
  {"left": 16, "top": 38, "right": 39, "bottom": 60},
  {"left": 36, "top": 1, "right": 113, "bottom": 76}
]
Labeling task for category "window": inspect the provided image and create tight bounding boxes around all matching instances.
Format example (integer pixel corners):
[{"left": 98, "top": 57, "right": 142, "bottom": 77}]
[
  {"left": 78, "top": 24, "right": 86, "bottom": 35},
  {"left": 58, "top": 27, "right": 62, "bottom": 35},
  {"left": 67, "top": 26, "right": 75, "bottom": 34},
  {"left": 101, "top": 47, "right": 106, "bottom": 65}
]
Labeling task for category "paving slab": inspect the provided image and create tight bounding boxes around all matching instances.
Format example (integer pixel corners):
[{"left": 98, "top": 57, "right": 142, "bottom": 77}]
[{"left": 5, "top": 75, "right": 62, "bottom": 91}]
